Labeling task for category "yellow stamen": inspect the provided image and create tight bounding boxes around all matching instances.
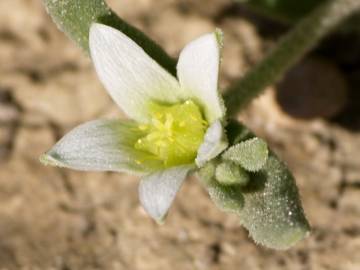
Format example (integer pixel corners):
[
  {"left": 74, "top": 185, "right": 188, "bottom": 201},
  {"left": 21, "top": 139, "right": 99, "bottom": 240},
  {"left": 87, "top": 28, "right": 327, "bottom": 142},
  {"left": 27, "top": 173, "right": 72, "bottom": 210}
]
[{"left": 134, "top": 100, "right": 208, "bottom": 167}]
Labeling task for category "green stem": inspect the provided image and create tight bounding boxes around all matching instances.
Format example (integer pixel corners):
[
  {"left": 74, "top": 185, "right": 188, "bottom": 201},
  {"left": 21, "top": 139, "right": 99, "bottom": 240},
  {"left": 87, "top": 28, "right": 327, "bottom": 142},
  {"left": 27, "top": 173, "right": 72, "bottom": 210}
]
[
  {"left": 224, "top": 0, "right": 360, "bottom": 117},
  {"left": 43, "top": 0, "right": 176, "bottom": 75}
]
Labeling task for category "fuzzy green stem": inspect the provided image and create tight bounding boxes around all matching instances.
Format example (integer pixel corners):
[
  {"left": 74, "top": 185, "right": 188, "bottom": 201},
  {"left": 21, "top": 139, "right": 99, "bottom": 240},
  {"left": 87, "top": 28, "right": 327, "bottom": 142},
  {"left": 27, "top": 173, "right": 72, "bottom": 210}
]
[{"left": 224, "top": 0, "right": 360, "bottom": 116}]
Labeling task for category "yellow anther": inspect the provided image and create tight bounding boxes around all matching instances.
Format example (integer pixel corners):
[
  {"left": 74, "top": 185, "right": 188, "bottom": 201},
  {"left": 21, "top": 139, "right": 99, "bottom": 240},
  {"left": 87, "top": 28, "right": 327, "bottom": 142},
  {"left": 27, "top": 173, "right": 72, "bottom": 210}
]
[
  {"left": 134, "top": 99, "right": 207, "bottom": 167},
  {"left": 139, "top": 125, "right": 148, "bottom": 131}
]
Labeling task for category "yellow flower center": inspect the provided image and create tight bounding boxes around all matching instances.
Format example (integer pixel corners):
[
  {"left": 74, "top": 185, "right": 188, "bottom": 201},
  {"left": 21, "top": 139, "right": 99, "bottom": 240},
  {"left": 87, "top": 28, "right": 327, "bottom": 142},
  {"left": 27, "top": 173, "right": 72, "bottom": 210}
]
[{"left": 135, "top": 100, "right": 208, "bottom": 167}]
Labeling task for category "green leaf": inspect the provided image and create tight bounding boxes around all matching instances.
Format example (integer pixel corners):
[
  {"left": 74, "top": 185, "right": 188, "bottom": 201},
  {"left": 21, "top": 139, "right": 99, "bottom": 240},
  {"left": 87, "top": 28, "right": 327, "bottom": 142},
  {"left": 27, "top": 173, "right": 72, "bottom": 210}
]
[
  {"left": 239, "top": 153, "right": 310, "bottom": 249},
  {"left": 43, "top": 0, "right": 176, "bottom": 75},
  {"left": 222, "top": 137, "right": 269, "bottom": 172},
  {"left": 198, "top": 120, "right": 310, "bottom": 250}
]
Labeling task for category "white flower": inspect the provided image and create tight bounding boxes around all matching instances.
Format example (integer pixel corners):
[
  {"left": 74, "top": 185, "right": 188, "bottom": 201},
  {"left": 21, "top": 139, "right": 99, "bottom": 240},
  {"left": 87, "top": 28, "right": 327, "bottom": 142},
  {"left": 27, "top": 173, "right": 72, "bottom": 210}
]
[{"left": 40, "top": 23, "right": 228, "bottom": 222}]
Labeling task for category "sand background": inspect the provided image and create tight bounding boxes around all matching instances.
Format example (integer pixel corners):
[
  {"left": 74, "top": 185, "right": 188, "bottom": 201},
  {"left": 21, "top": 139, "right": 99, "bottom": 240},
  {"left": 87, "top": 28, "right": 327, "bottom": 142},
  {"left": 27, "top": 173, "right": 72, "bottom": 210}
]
[{"left": 0, "top": 0, "right": 359, "bottom": 269}]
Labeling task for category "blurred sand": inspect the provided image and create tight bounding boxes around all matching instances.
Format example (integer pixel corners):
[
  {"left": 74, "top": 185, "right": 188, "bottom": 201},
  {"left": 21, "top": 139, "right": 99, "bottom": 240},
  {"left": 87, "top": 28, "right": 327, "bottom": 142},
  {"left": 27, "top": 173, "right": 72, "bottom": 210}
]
[{"left": 0, "top": 0, "right": 359, "bottom": 269}]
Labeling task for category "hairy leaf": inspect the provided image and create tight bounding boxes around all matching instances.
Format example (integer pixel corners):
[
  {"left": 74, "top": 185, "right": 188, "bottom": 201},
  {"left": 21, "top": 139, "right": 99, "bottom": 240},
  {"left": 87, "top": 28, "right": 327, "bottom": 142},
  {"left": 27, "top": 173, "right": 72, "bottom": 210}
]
[{"left": 198, "top": 120, "right": 310, "bottom": 249}]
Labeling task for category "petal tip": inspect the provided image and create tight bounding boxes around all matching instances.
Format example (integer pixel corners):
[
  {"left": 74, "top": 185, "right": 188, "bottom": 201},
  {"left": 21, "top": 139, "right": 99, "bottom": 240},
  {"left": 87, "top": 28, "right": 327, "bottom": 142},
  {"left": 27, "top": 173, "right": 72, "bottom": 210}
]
[
  {"left": 39, "top": 152, "right": 63, "bottom": 167},
  {"left": 89, "top": 23, "right": 116, "bottom": 51},
  {"left": 155, "top": 213, "right": 167, "bottom": 225},
  {"left": 89, "top": 22, "right": 104, "bottom": 38},
  {"left": 138, "top": 166, "right": 191, "bottom": 223},
  {"left": 214, "top": 28, "right": 224, "bottom": 49},
  {"left": 90, "top": 22, "right": 107, "bottom": 33}
]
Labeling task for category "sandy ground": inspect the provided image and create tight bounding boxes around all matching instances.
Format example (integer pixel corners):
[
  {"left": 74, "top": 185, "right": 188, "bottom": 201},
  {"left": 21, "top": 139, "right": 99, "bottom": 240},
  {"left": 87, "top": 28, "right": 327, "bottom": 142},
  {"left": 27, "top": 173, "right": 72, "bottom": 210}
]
[{"left": 0, "top": 0, "right": 359, "bottom": 269}]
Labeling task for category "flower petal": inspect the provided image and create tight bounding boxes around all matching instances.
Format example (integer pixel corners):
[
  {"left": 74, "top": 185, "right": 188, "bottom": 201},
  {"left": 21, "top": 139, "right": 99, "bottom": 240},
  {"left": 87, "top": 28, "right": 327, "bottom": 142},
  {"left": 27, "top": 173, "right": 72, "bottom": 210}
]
[
  {"left": 139, "top": 165, "right": 193, "bottom": 222},
  {"left": 89, "top": 23, "right": 185, "bottom": 122},
  {"left": 40, "top": 119, "right": 163, "bottom": 174},
  {"left": 177, "top": 30, "right": 225, "bottom": 123},
  {"left": 196, "top": 120, "right": 228, "bottom": 167}
]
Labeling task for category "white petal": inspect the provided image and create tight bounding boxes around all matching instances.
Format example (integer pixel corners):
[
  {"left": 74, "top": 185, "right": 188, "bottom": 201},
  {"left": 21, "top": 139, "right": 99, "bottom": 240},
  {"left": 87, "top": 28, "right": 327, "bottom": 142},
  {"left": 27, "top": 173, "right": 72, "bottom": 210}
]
[
  {"left": 196, "top": 120, "right": 228, "bottom": 167},
  {"left": 177, "top": 31, "right": 225, "bottom": 123},
  {"left": 89, "top": 23, "right": 186, "bottom": 122},
  {"left": 40, "top": 119, "right": 163, "bottom": 174},
  {"left": 139, "top": 165, "right": 193, "bottom": 222}
]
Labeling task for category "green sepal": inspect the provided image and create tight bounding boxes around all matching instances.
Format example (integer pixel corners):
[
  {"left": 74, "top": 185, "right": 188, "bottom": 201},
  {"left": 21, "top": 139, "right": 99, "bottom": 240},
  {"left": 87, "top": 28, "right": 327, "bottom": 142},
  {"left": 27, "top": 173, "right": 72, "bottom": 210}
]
[
  {"left": 42, "top": 0, "right": 176, "bottom": 74},
  {"left": 222, "top": 137, "right": 269, "bottom": 172},
  {"left": 198, "top": 120, "right": 310, "bottom": 250},
  {"left": 215, "top": 161, "right": 250, "bottom": 186},
  {"left": 198, "top": 162, "right": 244, "bottom": 213}
]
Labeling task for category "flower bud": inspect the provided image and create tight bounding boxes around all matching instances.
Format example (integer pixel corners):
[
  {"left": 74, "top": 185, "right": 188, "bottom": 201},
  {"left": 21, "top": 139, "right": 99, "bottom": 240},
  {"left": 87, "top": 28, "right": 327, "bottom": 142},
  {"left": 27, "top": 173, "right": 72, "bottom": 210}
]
[{"left": 215, "top": 161, "right": 249, "bottom": 186}]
